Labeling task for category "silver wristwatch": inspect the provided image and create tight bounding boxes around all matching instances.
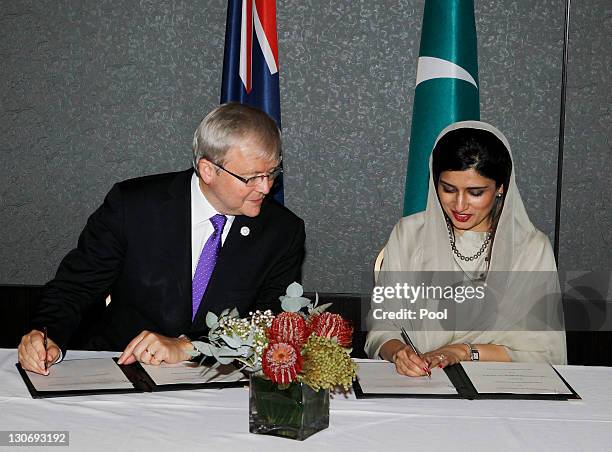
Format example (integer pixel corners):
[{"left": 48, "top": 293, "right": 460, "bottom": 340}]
[{"left": 464, "top": 343, "right": 479, "bottom": 361}]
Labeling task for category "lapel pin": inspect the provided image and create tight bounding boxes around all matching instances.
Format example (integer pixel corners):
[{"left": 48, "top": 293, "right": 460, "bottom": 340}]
[{"left": 240, "top": 226, "right": 250, "bottom": 237}]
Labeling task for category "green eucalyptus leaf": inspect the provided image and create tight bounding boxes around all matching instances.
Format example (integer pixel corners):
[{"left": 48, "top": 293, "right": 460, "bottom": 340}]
[
  {"left": 280, "top": 295, "right": 311, "bottom": 309},
  {"left": 217, "top": 345, "right": 239, "bottom": 355},
  {"left": 310, "top": 303, "right": 332, "bottom": 315},
  {"left": 191, "top": 341, "right": 213, "bottom": 356},
  {"left": 205, "top": 312, "right": 219, "bottom": 329},
  {"left": 281, "top": 297, "right": 303, "bottom": 312},
  {"left": 216, "top": 356, "right": 234, "bottom": 365},
  {"left": 237, "top": 345, "right": 252, "bottom": 356},
  {"left": 220, "top": 334, "right": 242, "bottom": 349},
  {"left": 285, "top": 281, "right": 304, "bottom": 297},
  {"left": 218, "top": 349, "right": 246, "bottom": 357}
]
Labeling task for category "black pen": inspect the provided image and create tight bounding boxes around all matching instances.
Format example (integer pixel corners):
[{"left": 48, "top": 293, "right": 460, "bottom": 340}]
[
  {"left": 43, "top": 327, "right": 48, "bottom": 371},
  {"left": 401, "top": 326, "right": 431, "bottom": 378}
]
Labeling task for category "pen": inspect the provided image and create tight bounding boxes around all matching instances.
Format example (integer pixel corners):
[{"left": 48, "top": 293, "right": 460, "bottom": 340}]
[
  {"left": 43, "top": 327, "right": 48, "bottom": 371},
  {"left": 401, "top": 326, "right": 431, "bottom": 378}
]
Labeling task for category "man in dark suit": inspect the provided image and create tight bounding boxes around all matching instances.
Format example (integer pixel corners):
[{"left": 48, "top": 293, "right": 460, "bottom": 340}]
[{"left": 18, "top": 103, "right": 305, "bottom": 374}]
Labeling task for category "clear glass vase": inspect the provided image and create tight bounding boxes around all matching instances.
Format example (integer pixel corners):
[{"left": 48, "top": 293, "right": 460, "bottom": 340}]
[{"left": 249, "top": 374, "right": 330, "bottom": 440}]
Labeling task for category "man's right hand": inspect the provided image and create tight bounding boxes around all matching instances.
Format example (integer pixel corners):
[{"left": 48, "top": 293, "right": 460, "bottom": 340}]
[{"left": 18, "top": 330, "right": 61, "bottom": 375}]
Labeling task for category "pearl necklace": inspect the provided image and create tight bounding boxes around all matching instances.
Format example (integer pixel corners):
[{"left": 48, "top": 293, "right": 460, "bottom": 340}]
[{"left": 445, "top": 218, "right": 492, "bottom": 262}]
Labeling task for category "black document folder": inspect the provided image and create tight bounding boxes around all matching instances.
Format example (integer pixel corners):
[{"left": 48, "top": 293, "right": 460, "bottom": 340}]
[
  {"left": 17, "top": 357, "right": 247, "bottom": 399},
  {"left": 353, "top": 361, "right": 580, "bottom": 401}
]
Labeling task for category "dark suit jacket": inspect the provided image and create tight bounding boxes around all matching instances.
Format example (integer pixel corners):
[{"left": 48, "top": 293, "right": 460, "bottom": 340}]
[{"left": 31, "top": 169, "right": 305, "bottom": 351}]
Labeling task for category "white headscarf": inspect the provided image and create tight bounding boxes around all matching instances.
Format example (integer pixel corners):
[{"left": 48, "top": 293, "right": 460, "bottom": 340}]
[{"left": 365, "top": 121, "right": 567, "bottom": 364}]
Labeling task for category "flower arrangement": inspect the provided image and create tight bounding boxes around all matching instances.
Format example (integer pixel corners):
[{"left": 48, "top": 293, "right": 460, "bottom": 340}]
[{"left": 191, "top": 282, "right": 357, "bottom": 391}]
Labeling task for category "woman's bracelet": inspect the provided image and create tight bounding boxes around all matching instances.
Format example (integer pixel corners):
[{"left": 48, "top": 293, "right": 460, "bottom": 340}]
[
  {"left": 463, "top": 343, "right": 479, "bottom": 361},
  {"left": 462, "top": 343, "right": 471, "bottom": 360}
]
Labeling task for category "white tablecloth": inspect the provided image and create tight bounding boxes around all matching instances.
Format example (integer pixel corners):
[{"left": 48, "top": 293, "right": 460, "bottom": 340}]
[{"left": 1, "top": 349, "right": 611, "bottom": 452}]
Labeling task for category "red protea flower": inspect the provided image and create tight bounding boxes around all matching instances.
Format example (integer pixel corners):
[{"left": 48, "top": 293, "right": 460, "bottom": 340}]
[
  {"left": 261, "top": 342, "right": 303, "bottom": 384},
  {"left": 309, "top": 312, "right": 353, "bottom": 347},
  {"left": 267, "top": 312, "right": 309, "bottom": 346}
]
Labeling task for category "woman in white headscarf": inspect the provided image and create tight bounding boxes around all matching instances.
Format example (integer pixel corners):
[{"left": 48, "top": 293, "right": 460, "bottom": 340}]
[{"left": 365, "top": 121, "right": 566, "bottom": 376}]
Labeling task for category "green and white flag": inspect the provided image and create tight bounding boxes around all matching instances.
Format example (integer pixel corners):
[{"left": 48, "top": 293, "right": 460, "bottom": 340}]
[{"left": 403, "top": 0, "right": 480, "bottom": 216}]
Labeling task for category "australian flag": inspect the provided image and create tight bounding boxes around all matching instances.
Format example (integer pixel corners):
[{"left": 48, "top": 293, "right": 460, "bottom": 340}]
[{"left": 221, "top": 0, "right": 283, "bottom": 203}]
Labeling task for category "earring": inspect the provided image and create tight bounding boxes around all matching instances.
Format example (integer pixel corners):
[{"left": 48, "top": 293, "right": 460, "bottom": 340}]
[{"left": 496, "top": 192, "right": 503, "bottom": 198}]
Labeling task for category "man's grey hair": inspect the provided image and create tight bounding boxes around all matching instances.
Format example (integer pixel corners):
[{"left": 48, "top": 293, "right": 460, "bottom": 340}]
[{"left": 192, "top": 103, "right": 281, "bottom": 171}]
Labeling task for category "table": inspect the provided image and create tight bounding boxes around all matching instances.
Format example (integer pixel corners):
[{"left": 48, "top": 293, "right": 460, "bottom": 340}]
[{"left": 1, "top": 349, "right": 611, "bottom": 451}]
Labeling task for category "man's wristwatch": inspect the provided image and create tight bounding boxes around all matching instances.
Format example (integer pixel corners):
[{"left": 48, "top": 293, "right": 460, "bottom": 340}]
[{"left": 464, "top": 343, "right": 479, "bottom": 361}]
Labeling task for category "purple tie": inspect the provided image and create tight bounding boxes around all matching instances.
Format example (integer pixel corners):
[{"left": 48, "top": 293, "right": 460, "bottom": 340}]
[{"left": 192, "top": 214, "right": 227, "bottom": 320}]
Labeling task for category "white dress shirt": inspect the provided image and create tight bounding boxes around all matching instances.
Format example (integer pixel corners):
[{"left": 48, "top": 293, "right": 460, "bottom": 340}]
[{"left": 190, "top": 172, "right": 234, "bottom": 277}]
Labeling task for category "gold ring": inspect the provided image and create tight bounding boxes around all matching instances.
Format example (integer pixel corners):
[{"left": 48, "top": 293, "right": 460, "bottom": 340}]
[{"left": 439, "top": 353, "right": 446, "bottom": 360}]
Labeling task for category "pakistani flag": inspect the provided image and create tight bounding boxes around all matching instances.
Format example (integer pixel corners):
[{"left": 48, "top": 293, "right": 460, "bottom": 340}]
[{"left": 403, "top": 0, "right": 480, "bottom": 216}]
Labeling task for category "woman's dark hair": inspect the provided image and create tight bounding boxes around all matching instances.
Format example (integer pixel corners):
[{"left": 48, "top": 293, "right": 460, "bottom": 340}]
[
  {"left": 432, "top": 128, "right": 512, "bottom": 190},
  {"left": 432, "top": 127, "right": 513, "bottom": 251}
]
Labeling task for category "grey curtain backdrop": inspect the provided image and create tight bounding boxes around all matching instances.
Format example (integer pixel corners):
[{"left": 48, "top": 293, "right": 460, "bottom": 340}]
[{"left": 1, "top": 0, "right": 610, "bottom": 292}]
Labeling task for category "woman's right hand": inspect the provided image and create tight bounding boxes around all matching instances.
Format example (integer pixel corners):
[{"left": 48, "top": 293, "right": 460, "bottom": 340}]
[{"left": 393, "top": 345, "right": 431, "bottom": 377}]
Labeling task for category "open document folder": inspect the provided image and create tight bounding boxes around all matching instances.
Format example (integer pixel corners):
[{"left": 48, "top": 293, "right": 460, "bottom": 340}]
[
  {"left": 353, "top": 360, "right": 580, "bottom": 400},
  {"left": 17, "top": 357, "right": 247, "bottom": 398}
]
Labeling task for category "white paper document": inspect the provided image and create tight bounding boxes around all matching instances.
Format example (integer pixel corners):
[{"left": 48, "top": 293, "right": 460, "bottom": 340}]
[
  {"left": 26, "top": 358, "right": 134, "bottom": 392},
  {"left": 356, "top": 360, "right": 458, "bottom": 395},
  {"left": 139, "top": 361, "right": 247, "bottom": 386},
  {"left": 460, "top": 362, "right": 573, "bottom": 395}
]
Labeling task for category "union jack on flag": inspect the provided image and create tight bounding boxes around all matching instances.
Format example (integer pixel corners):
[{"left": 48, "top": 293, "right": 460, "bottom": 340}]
[{"left": 221, "top": 0, "right": 283, "bottom": 202}]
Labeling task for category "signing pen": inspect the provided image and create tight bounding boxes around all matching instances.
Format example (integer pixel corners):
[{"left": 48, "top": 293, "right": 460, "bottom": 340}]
[
  {"left": 401, "top": 326, "right": 431, "bottom": 378},
  {"left": 43, "top": 326, "right": 48, "bottom": 371}
]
